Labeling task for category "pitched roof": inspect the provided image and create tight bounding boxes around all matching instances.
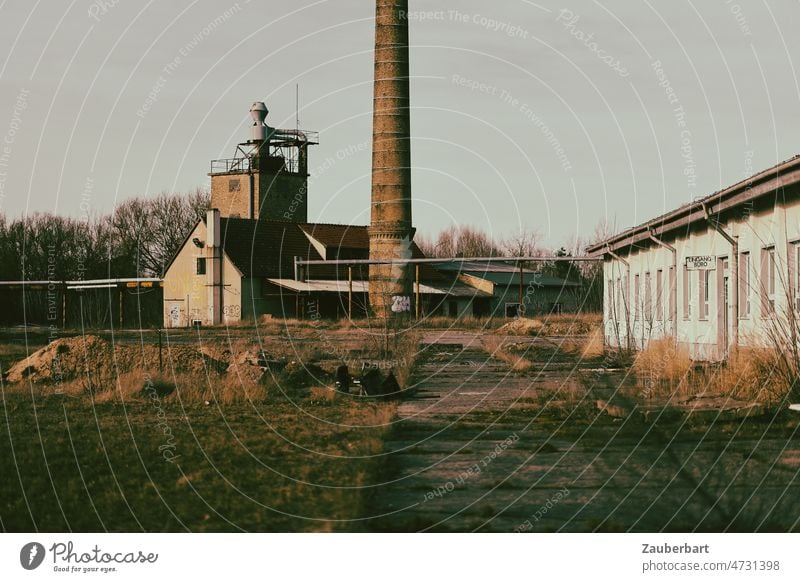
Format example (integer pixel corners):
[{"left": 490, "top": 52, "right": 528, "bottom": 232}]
[
  {"left": 586, "top": 154, "right": 800, "bottom": 256},
  {"left": 164, "top": 217, "right": 428, "bottom": 280},
  {"left": 216, "top": 219, "right": 424, "bottom": 279},
  {"left": 300, "top": 224, "right": 369, "bottom": 250},
  {"left": 218, "top": 219, "right": 321, "bottom": 278}
]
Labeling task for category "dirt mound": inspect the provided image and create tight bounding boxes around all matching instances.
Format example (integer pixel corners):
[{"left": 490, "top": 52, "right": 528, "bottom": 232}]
[
  {"left": 5, "top": 335, "right": 228, "bottom": 385},
  {"left": 5, "top": 335, "right": 108, "bottom": 383}
]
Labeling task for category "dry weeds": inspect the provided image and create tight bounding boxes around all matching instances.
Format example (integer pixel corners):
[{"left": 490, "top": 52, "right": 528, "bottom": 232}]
[
  {"left": 482, "top": 336, "right": 534, "bottom": 372},
  {"left": 633, "top": 338, "right": 693, "bottom": 386},
  {"left": 496, "top": 313, "right": 602, "bottom": 337},
  {"left": 630, "top": 339, "right": 794, "bottom": 406}
]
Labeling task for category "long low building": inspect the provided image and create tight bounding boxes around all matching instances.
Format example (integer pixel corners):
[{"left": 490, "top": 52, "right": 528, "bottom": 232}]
[
  {"left": 433, "top": 260, "right": 582, "bottom": 317},
  {"left": 587, "top": 155, "right": 800, "bottom": 361}
]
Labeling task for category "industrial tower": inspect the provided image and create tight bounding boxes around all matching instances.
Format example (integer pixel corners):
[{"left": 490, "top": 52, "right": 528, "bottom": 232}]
[{"left": 368, "top": 0, "right": 415, "bottom": 318}]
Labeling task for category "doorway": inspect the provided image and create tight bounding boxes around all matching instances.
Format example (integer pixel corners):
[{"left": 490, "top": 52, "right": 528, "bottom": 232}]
[{"left": 717, "top": 257, "right": 731, "bottom": 358}]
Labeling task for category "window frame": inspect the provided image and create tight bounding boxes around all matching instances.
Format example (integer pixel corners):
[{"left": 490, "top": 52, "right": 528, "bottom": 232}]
[
  {"left": 739, "top": 251, "right": 751, "bottom": 319},
  {"left": 761, "top": 246, "right": 776, "bottom": 317},
  {"left": 683, "top": 264, "right": 692, "bottom": 320},
  {"left": 655, "top": 269, "right": 663, "bottom": 321},
  {"left": 699, "top": 269, "right": 710, "bottom": 321}
]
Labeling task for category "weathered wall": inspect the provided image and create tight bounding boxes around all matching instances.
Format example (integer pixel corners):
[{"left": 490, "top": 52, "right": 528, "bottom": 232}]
[
  {"left": 210, "top": 169, "right": 308, "bottom": 222},
  {"left": 258, "top": 172, "right": 307, "bottom": 222},
  {"left": 163, "top": 221, "right": 242, "bottom": 327},
  {"left": 210, "top": 173, "right": 254, "bottom": 219}
]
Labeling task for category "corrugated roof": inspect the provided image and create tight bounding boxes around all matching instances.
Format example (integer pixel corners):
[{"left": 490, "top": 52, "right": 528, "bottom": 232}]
[
  {"left": 470, "top": 271, "right": 580, "bottom": 288},
  {"left": 267, "top": 279, "right": 490, "bottom": 297},
  {"left": 435, "top": 262, "right": 580, "bottom": 288},
  {"left": 436, "top": 260, "right": 519, "bottom": 273}
]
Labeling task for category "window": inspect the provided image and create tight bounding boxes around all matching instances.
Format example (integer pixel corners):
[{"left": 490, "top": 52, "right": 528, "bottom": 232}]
[
  {"left": 761, "top": 246, "right": 776, "bottom": 317},
  {"left": 655, "top": 270, "right": 663, "bottom": 321},
  {"left": 699, "top": 269, "right": 710, "bottom": 320},
  {"left": 644, "top": 272, "right": 652, "bottom": 321},
  {"left": 739, "top": 252, "right": 751, "bottom": 318},
  {"left": 607, "top": 279, "right": 614, "bottom": 319},
  {"left": 634, "top": 274, "right": 641, "bottom": 321},
  {"left": 196, "top": 257, "right": 207, "bottom": 275},
  {"left": 228, "top": 179, "right": 241, "bottom": 192},
  {"left": 683, "top": 265, "right": 692, "bottom": 320},
  {"left": 668, "top": 266, "right": 675, "bottom": 321}
]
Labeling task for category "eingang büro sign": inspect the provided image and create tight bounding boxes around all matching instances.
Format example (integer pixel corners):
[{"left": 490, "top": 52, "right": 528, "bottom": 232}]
[{"left": 685, "top": 256, "right": 715, "bottom": 270}]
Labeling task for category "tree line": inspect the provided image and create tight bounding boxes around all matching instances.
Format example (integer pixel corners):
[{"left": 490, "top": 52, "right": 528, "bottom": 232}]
[
  {"left": 0, "top": 189, "right": 209, "bottom": 281},
  {"left": 0, "top": 195, "right": 607, "bottom": 312}
]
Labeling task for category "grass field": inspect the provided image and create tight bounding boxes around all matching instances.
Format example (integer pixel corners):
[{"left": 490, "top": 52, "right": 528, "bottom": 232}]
[
  {"left": 0, "top": 390, "right": 395, "bottom": 532},
  {"left": 0, "top": 323, "right": 417, "bottom": 533},
  {"left": 7, "top": 314, "right": 797, "bottom": 533}
]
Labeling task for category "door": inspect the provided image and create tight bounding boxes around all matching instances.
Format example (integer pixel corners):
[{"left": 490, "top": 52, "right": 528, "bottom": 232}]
[
  {"left": 167, "top": 302, "right": 183, "bottom": 328},
  {"left": 717, "top": 257, "right": 731, "bottom": 358}
]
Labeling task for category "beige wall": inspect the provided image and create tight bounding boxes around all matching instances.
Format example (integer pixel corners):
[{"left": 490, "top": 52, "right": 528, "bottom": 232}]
[{"left": 163, "top": 220, "right": 243, "bottom": 328}]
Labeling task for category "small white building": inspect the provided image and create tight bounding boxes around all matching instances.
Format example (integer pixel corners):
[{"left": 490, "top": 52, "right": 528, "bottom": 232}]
[{"left": 587, "top": 155, "right": 800, "bottom": 361}]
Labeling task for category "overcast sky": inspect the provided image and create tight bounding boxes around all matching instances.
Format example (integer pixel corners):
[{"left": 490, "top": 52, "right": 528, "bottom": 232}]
[{"left": 1, "top": 0, "right": 799, "bottom": 247}]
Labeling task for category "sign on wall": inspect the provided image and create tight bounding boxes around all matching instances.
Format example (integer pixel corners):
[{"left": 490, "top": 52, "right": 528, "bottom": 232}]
[{"left": 685, "top": 256, "right": 716, "bottom": 270}]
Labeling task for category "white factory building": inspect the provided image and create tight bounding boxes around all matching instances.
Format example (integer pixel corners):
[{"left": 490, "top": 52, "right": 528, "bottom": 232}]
[{"left": 587, "top": 155, "right": 800, "bottom": 361}]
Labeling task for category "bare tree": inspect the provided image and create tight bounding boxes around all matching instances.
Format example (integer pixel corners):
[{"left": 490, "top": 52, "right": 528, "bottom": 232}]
[
  {"left": 111, "top": 189, "right": 210, "bottom": 276},
  {"left": 501, "top": 227, "right": 542, "bottom": 258},
  {"left": 416, "top": 225, "right": 501, "bottom": 258}
]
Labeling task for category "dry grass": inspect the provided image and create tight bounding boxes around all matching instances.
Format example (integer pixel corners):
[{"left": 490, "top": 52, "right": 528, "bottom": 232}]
[
  {"left": 633, "top": 338, "right": 693, "bottom": 387},
  {"left": 0, "top": 321, "right": 424, "bottom": 404},
  {"left": 705, "top": 348, "right": 793, "bottom": 406},
  {"left": 482, "top": 336, "right": 534, "bottom": 372},
  {"left": 559, "top": 327, "right": 605, "bottom": 359},
  {"left": 332, "top": 316, "right": 504, "bottom": 331},
  {"left": 495, "top": 313, "right": 602, "bottom": 337},
  {"left": 309, "top": 385, "right": 338, "bottom": 404},
  {"left": 512, "top": 380, "right": 595, "bottom": 418},
  {"left": 391, "top": 329, "right": 422, "bottom": 388},
  {"left": 630, "top": 339, "right": 794, "bottom": 406},
  {"left": 580, "top": 327, "right": 605, "bottom": 358}
]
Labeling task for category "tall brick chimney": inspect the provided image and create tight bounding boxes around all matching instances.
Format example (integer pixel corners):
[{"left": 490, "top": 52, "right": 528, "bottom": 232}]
[{"left": 368, "top": 0, "right": 415, "bottom": 318}]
